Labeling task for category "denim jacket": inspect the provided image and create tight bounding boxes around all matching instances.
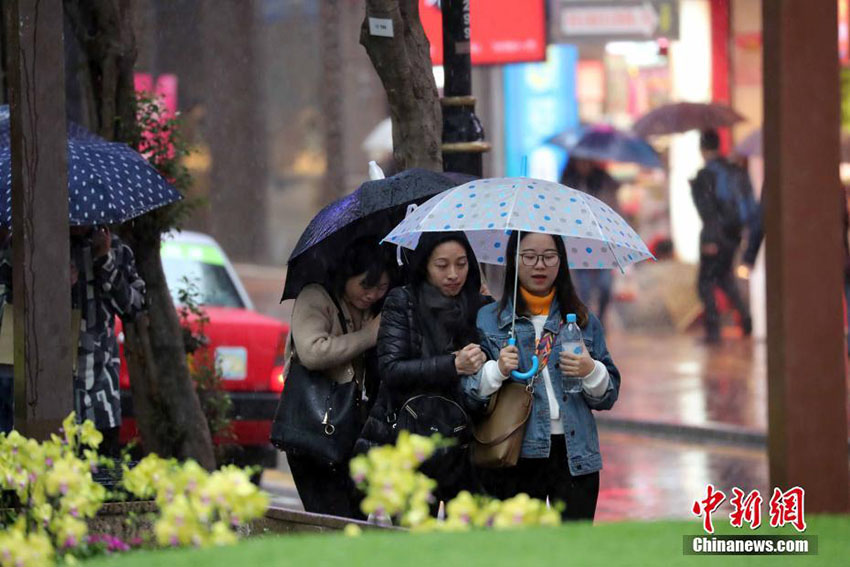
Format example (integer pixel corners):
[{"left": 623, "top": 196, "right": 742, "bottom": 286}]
[{"left": 463, "top": 297, "right": 620, "bottom": 476}]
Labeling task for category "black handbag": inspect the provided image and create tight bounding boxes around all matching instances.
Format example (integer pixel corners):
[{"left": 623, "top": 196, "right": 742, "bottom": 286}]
[
  {"left": 270, "top": 291, "right": 363, "bottom": 465},
  {"left": 396, "top": 394, "right": 471, "bottom": 445},
  {"left": 395, "top": 393, "right": 472, "bottom": 491}
]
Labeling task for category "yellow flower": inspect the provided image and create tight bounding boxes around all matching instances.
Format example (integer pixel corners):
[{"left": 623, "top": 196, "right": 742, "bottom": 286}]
[
  {"left": 79, "top": 420, "right": 103, "bottom": 449},
  {"left": 209, "top": 521, "right": 237, "bottom": 546},
  {"left": 0, "top": 528, "right": 54, "bottom": 567}
]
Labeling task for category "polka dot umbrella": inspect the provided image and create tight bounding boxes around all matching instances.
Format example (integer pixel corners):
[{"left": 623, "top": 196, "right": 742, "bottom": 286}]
[
  {"left": 382, "top": 177, "right": 655, "bottom": 375},
  {"left": 383, "top": 177, "right": 654, "bottom": 271},
  {"left": 0, "top": 106, "right": 182, "bottom": 226}
]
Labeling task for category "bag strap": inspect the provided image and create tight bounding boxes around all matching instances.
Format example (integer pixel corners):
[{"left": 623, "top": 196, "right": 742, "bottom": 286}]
[
  {"left": 325, "top": 288, "right": 349, "bottom": 334},
  {"left": 535, "top": 330, "right": 557, "bottom": 370}
]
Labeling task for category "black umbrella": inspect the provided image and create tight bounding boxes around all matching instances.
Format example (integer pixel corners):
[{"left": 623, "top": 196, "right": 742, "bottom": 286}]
[
  {"left": 633, "top": 102, "right": 744, "bottom": 137},
  {"left": 281, "top": 168, "right": 473, "bottom": 301}
]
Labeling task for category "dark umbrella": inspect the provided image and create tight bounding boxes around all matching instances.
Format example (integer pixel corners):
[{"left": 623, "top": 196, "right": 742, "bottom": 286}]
[
  {"left": 0, "top": 106, "right": 182, "bottom": 226},
  {"left": 569, "top": 126, "right": 662, "bottom": 168},
  {"left": 281, "top": 168, "right": 473, "bottom": 301},
  {"left": 0, "top": 105, "right": 99, "bottom": 145},
  {"left": 545, "top": 123, "right": 588, "bottom": 151},
  {"left": 633, "top": 102, "right": 744, "bottom": 137}
]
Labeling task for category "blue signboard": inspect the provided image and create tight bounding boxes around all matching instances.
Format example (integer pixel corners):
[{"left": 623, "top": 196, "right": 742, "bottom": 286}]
[{"left": 503, "top": 45, "right": 579, "bottom": 180}]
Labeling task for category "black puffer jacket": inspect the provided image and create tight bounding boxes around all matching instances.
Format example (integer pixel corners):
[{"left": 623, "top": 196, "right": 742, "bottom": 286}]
[
  {"left": 378, "top": 286, "right": 460, "bottom": 399},
  {"left": 355, "top": 285, "right": 489, "bottom": 452}
]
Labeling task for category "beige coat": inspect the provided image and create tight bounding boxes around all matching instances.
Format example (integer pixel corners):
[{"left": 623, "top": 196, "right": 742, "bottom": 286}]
[{"left": 284, "top": 283, "right": 378, "bottom": 384}]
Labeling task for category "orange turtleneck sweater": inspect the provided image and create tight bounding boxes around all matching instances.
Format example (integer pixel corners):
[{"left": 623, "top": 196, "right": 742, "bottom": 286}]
[{"left": 520, "top": 287, "right": 555, "bottom": 316}]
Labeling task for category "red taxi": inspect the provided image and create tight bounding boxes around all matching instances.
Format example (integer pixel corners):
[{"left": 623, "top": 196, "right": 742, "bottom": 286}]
[{"left": 119, "top": 231, "right": 288, "bottom": 466}]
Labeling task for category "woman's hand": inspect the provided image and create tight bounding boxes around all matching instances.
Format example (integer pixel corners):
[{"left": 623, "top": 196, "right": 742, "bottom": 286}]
[
  {"left": 559, "top": 343, "right": 595, "bottom": 377},
  {"left": 497, "top": 345, "right": 519, "bottom": 377},
  {"left": 455, "top": 343, "right": 485, "bottom": 375}
]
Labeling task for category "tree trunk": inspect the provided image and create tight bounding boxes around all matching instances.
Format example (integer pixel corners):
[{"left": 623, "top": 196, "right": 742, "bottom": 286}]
[
  {"left": 65, "top": 0, "right": 215, "bottom": 469},
  {"left": 360, "top": 0, "right": 442, "bottom": 171},
  {"left": 319, "top": 0, "right": 346, "bottom": 206}
]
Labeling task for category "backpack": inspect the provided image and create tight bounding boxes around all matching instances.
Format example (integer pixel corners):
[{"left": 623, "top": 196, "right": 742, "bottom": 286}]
[{"left": 705, "top": 160, "right": 757, "bottom": 236}]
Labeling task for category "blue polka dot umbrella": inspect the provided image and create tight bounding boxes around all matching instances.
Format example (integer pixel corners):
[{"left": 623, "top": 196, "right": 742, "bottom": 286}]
[
  {"left": 383, "top": 177, "right": 654, "bottom": 271},
  {"left": 0, "top": 106, "right": 182, "bottom": 226}
]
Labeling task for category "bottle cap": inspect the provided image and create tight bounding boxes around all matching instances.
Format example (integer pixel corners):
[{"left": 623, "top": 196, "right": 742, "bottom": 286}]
[{"left": 566, "top": 313, "right": 577, "bottom": 323}]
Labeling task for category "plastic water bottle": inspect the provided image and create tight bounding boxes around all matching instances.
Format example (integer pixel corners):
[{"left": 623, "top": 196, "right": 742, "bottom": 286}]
[{"left": 561, "top": 313, "right": 584, "bottom": 394}]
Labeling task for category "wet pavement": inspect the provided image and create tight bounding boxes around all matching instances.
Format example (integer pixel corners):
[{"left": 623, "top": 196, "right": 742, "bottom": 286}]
[
  {"left": 596, "top": 431, "right": 767, "bottom": 522},
  {"left": 238, "top": 265, "right": 844, "bottom": 522},
  {"left": 604, "top": 330, "right": 769, "bottom": 434}
]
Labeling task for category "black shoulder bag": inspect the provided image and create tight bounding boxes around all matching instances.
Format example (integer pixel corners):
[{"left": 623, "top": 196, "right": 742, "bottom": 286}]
[{"left": 270, "top": 291, "right": 363, "bottom": 466}]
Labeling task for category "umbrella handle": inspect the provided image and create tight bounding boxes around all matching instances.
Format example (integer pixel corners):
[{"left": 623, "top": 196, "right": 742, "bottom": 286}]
[{"left": 508, "top": 337, "right": 539, "bottom": 381}]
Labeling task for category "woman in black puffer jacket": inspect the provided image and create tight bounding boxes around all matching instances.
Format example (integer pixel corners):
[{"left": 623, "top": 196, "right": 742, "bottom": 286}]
[{"left": 356, "top": 232, "right": 488, "bottom": 503}]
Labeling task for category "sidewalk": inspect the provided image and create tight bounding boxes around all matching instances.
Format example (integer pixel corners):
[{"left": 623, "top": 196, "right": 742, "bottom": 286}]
[
  {"left": 602, "top": 329, "right": 849, "bottom": 446},
  {"left": 601, "top": 330, "right": 769, "bottom": 445}
]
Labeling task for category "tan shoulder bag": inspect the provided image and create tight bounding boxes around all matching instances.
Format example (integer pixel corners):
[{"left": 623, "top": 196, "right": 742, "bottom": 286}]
[{"left": 471, "top": 379, "right": 534, "bottom": 468}]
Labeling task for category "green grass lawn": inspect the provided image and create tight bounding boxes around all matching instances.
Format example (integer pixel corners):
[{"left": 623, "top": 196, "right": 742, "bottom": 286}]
[{"left": 84, "top": 515, "right": 848, "bottom": 567}]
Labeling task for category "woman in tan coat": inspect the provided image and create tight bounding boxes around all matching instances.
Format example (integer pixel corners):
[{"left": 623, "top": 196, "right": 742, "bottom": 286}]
[{"left": 283, "top": 238, "right": 393, "bottom": 518}]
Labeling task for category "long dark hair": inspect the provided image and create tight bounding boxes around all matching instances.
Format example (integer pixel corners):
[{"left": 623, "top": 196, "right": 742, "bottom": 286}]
[
  {"left": 332, "top": 236, "right": 397, "bottom": 315},
  {"left": 498, "top": 231, "right": 589, "bottom": 327},
  {"left": 408, "top": 232, "right": 482, "bottom": 351}
]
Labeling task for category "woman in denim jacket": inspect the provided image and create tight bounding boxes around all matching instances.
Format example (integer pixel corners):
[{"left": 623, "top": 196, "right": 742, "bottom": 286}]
[{"left": 467, "top": 231, "right": 621, "bottom": 521}]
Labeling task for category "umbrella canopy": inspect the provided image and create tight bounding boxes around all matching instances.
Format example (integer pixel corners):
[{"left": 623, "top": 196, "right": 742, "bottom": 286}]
[
  {"left": 281, "top": 168, "right": 473, "bottom": 301},
  {"left": 633, "top": 102, "right": 744, "bottom": 137},
  {"left": 0, "top": 106, "right": 182, "bottom": 226},
  {"left": 569, "top": 127, "right": 662, "bottom": 169},
  {"left": 383, "top": 177, "right": 654, "bottom": 380},
  {"left": 733, "top": 128, "right": 762, "bottom": 157},
  {"left": 0, "top": 105, "right": 99, "bottom": 145},
  {"left": 545, "top": 124, "right": 588, "bottom": 151},
  {"left": 734, "top": 127, "right": 850, "bottom": 162},
  {"left": 383, "top": 177, "right": 654, "bottom": 272}
]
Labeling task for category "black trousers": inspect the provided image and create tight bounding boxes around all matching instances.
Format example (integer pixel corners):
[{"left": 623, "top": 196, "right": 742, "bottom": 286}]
[
  {"left": 698, "top": 246, "right": 750, "bottom": 338},
  {"left": 479, "top": 435, "right": 600, "bottom": 522},
  {"left": 99, "top": 426, "right": 122, "bottom": 459},
  {"left": 288, "top": 453, "right": 364, "bottom": 520}
]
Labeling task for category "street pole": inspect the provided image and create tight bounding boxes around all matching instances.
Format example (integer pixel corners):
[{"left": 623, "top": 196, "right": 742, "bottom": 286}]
[
  {"left": 440, "top": 0, "right": 490, "bottom": 177},
  {"left": 6, "top": 0, "right": 73, "bottom": 439},
  {"left": 763, "top": 0, "right": 849, "bottom": 513}
]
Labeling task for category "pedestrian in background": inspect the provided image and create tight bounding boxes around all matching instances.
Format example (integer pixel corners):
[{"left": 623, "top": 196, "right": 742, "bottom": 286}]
[
  {"left": 280, "top": 237, "right": 393, "bottom": 519},
  {"left": 0, "top": 226, "right": 146, "bottom": 452},
  {"left": 690, "top": 129, "right": 755, "bottom": 343},
  {"left": 561, "top": 157, "right": 621, "bottom": 324},
  {"left": 472, "top": 231, "right": 621, "bottom": 521}
]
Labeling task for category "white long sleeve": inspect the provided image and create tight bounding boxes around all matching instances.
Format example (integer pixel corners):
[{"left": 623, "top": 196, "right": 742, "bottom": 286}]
[
  {"left": 582, "top": 360, "right": 610, "bottom": 398},
  {"left": 477, "top": 360, "right": 507, "bottom": 397}
]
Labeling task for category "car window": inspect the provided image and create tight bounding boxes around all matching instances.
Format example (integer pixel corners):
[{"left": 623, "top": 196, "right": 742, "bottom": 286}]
[{"left": 161, "top": 241, "right": 245, "bottom": 309}]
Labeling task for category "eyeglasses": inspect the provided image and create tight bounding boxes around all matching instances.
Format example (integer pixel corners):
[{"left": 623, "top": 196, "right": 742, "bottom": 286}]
[{"left": 519, "top": 252, "right": 561, "bottom": 267}]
